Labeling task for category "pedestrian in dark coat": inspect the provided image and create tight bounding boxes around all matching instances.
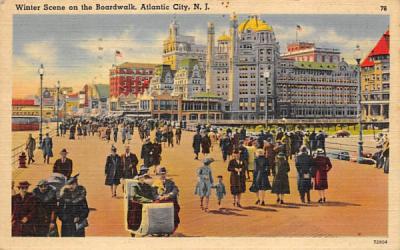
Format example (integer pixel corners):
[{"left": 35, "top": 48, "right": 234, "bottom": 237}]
[
  {"left": 227, "top": 151, "right": 246, "bottom": 207},
  {"left": 263, "top": 138, "right": 276, "bottom": 169},
  {"left": 316, "top": 131, "right": 326, "bottom": 154},
  {"left": 105, "top": 146, "right": 123, "bottom": 197},
  {"left": 271, "top": 152, "right": 290, "bottom": 204},
  {"left": 12, "top": 181, "right": 37, "bottom": 236},
  {"left": 105, "top": 127, "right": 111, "bottom": 142},
  {"left": 58, "top": 176, "right": 89, "bottom": 237},
  {"left": 53, "top": 148, "right": 73, "bottom": 179},
  {"left": 175, "top": 127, "right": 182, "bottom": 145},
  {"left": 201, "top": 134, "right": 211, "bottom": 156},
  {"left": 249, "top": 149, "right": 272, "bottom": 206},
  {"left": 220, "top": 135, "right": 232, "bottom": 162},
  {"left": 25, "top": 134, "right": 36, "bottom": 164},
  {"left": 309, "top": 130, "right": 317, "bottom": 151},
  {"left": 192, "top": 131, "right": 202, "bottom": 160},
  {"left": 113, "top": 126, "right": 118, "bottom": 143},
  {"left": 32, "top": 180, "right": 58, "bottom": 236},
  {"left": 152, "top": 139, "right": 162, "bottom": 167},
  {"left": 141, "top": 138, "right": 154, "bottom": 168},
  {"left": 41, "top": 133, "right": 53, "bottom": 164},
  {"left": 69, "top": 125, "right": 76, "bottom": 140},
  {"left": 313, "top": 148, "right": 332, "bottom": 203},
  {"left": 120, "top": 145, "right": 139, "bottom": 193},
  {"left": 295, "top": 146, "right": 314, "bottom": 203}
]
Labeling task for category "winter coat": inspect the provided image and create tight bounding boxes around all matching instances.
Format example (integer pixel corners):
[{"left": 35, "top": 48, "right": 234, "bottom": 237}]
[
  {"left": 295, "top": 152, "right": 314, "bottom": 193},
  {"left": 227, "top": 159, "right": 246, "bottom": 195},
  {"left": 194, "top": 165, "right": 213, "bottom": 197},
  {"left": 271, "top": 155, "right": 290, "bottom": 194},
  {"left": 104, "top": 154, "right": 122, "bottom": 186},
  {"left": 313, "top": 155, "right": 332, "bottom": 190}
]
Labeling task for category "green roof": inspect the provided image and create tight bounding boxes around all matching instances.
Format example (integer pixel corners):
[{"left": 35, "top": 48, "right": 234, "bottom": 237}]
[
  {"left": 155, "top": 64, "right": 175, "bottom": 80},
  {"left": 179, "top": 58, "right": 199, "bottom": 70},
  {"left": 94, "top": 84, "right": 109, "bottom": 98},
  {"left": 294, "top": 61, "right": 337, "bottom": 70}
]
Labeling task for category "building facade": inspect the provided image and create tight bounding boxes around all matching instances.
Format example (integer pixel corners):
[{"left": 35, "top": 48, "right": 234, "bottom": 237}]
[
  {"left": 148, "top": 64, "right": 175, "bottom": 95},
  {"left": 162, "top": 19, "right": 207, "bottom": 71},
  {"left": 361, "top": 30, "right": 390, "bottom": 121},
  {"left": 281, "top": 42, "right": 341, "bottom": 63},
  {"left": 109, "top": 62, "right": 156, "bottom": 111},
  {"left": 137, "top": 92, "right": 223, "bottom": 122},
  {"left": 172, "top": 58, "right": 206, "bottom": 99},
  {"left": 277, "top": 59, "right": 358, "bottom": 118}
]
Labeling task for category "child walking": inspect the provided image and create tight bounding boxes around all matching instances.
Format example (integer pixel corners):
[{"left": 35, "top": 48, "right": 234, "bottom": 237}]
[{"left": 212, "top": 175, "right": 226, "bottom": 210}]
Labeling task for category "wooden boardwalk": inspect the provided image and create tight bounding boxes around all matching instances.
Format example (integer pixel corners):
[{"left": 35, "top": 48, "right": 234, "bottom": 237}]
[{"left": 12, "top": 130, "right": 388, "bottom": 237}]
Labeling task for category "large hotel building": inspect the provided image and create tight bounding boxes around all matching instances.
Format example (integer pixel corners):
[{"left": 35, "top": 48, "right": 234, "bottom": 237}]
[{"left": 108, "top": 15, "right": 388, "bottom": 122}]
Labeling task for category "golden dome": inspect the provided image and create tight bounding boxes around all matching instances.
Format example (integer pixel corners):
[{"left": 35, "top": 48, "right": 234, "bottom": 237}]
[
  {"left": 238, "top": 16, "right": 273, "bottom": 33},
  {"left": 217, "top": 32, "right": 231, "bottom": 41}
]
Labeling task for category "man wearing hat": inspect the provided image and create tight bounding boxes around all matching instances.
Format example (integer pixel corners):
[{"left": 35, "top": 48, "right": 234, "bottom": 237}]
[
  {"left": 140, "top": 137, "right": 154, "bottom": 168},
  {"left": 120, "top": 145, "right": 139, "bottom": 193},
  {"left": 154, "top": 167, "right": 180, "bottom": 231},
  {"left": 32, "top": 179, "right": 58, "bottom": 236},
  {"left": 58, "top": 174, "right": 89, "bottom": 237},
  {"left": 105, "top": 145, "right": 123, "bottom": 197},
  {"left": 175, "top": 125, "right": 182, "bottom": 145},
  {"left": 53, "top": 148, "right": 73, "bottom": 179},
  {"left": 41, "top": 133, "right": 53, "bottom": 164},
  {"left": 25, "top": 133, "right": 36, "bottom": 165},
  {"left": 12, "top": 181, "right": 36, "bottom": 236}
]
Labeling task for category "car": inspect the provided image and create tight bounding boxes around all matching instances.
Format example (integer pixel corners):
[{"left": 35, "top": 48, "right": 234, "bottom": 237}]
[{"left": 335, "top": 130, "right": 350, "bottom": 138}]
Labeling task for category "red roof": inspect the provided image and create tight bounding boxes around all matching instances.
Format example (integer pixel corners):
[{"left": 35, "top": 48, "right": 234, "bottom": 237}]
[
  {"left": 361, "top": 30, "right": 389, "bottom": 68},
  {"left": 12, "top": 99, "right": 36, "bottom": 106}
]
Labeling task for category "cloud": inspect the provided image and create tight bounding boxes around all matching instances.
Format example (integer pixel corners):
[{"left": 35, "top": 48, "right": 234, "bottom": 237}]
[{"left": 22, "top": 41, "right": 58, "bottom": 65}]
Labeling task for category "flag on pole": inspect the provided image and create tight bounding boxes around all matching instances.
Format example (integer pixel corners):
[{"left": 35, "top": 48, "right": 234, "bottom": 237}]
[
  {"left": 115, "top": 50, "right": 122, "bottom": 57},
  {"left": 296, "top": 25, "right": 303, "bottom": 31}
]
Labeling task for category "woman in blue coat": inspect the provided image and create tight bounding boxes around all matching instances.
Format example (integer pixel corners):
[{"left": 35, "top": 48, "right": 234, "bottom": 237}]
[
  {"left": 194, "top": 158, "right": 214, "bottom": 212},
  {"left": 249, "top": 149, "right": 272, "bottom": 206}
]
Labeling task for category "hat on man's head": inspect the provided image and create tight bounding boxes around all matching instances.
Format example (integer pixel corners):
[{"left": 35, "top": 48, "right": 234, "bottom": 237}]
[
  {"left": 316, "top": 148, "right": 325, "bottom": 155},
  {"left": 18, "top": 181, "right": 31, "bottom": 188},
  {"left": 158, "top": 167, "right": 167, "bottom": 175},
  {"left": 37, "top": 179, "right": 48, "bottom": 186},
  {"left": 203, "top": 157, "right": 215, "bottom": 165},
  {"left": 66, "top": 173, "right": 80, "bottom": 185},
  {"left": 61, "top": 148, "right": 68, "bottom": 153}
]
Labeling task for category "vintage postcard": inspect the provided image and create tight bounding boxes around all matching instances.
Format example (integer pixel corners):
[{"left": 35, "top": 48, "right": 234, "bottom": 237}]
[{"left": 0, "top": 0, "right": 399, "bottom": 249}]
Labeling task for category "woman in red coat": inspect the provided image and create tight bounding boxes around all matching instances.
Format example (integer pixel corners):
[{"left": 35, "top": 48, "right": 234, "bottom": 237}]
[{"left": 313, "top": 148, "right": 332, "bottom": 203}]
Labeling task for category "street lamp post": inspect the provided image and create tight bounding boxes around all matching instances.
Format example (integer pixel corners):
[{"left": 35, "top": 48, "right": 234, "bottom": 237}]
[
  {"left": 354, "top": 44, "right": 363, "bottom": 163},
  {"left": 206, "top": 88, "right": 210, "bottom": 125},
  {"left": 38, "top": 64, "right": 44, "bottom": 149},
  {"left": 264, "top": 70, "right": 271, "bottom": 128},
  {"left": 56, "top": 81, "right": 60, "bottom": 136}
]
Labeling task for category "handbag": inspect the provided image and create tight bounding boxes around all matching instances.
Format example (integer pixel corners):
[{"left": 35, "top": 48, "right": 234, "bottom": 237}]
[{"left": 75, "top": 218, "right": 89, "bottom": 231}]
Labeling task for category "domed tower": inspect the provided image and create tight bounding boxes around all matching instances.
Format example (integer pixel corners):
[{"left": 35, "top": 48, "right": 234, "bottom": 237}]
[{"left": 233, "top": 15, "right": 279, "bottom": 120}]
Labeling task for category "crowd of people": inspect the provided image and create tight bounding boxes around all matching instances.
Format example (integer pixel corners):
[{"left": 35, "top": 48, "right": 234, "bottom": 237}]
[
  {"left": 192, "top": 125, "right": 342, "bottom": 210},
  {"left": 13, "top": 116, "right": 389, "bottom": 236}
]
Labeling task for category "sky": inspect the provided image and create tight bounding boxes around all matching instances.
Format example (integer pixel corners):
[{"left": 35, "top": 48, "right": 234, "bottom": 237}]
[{"left": 13, "top": 14, "right": 389, "bottom": 98}]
